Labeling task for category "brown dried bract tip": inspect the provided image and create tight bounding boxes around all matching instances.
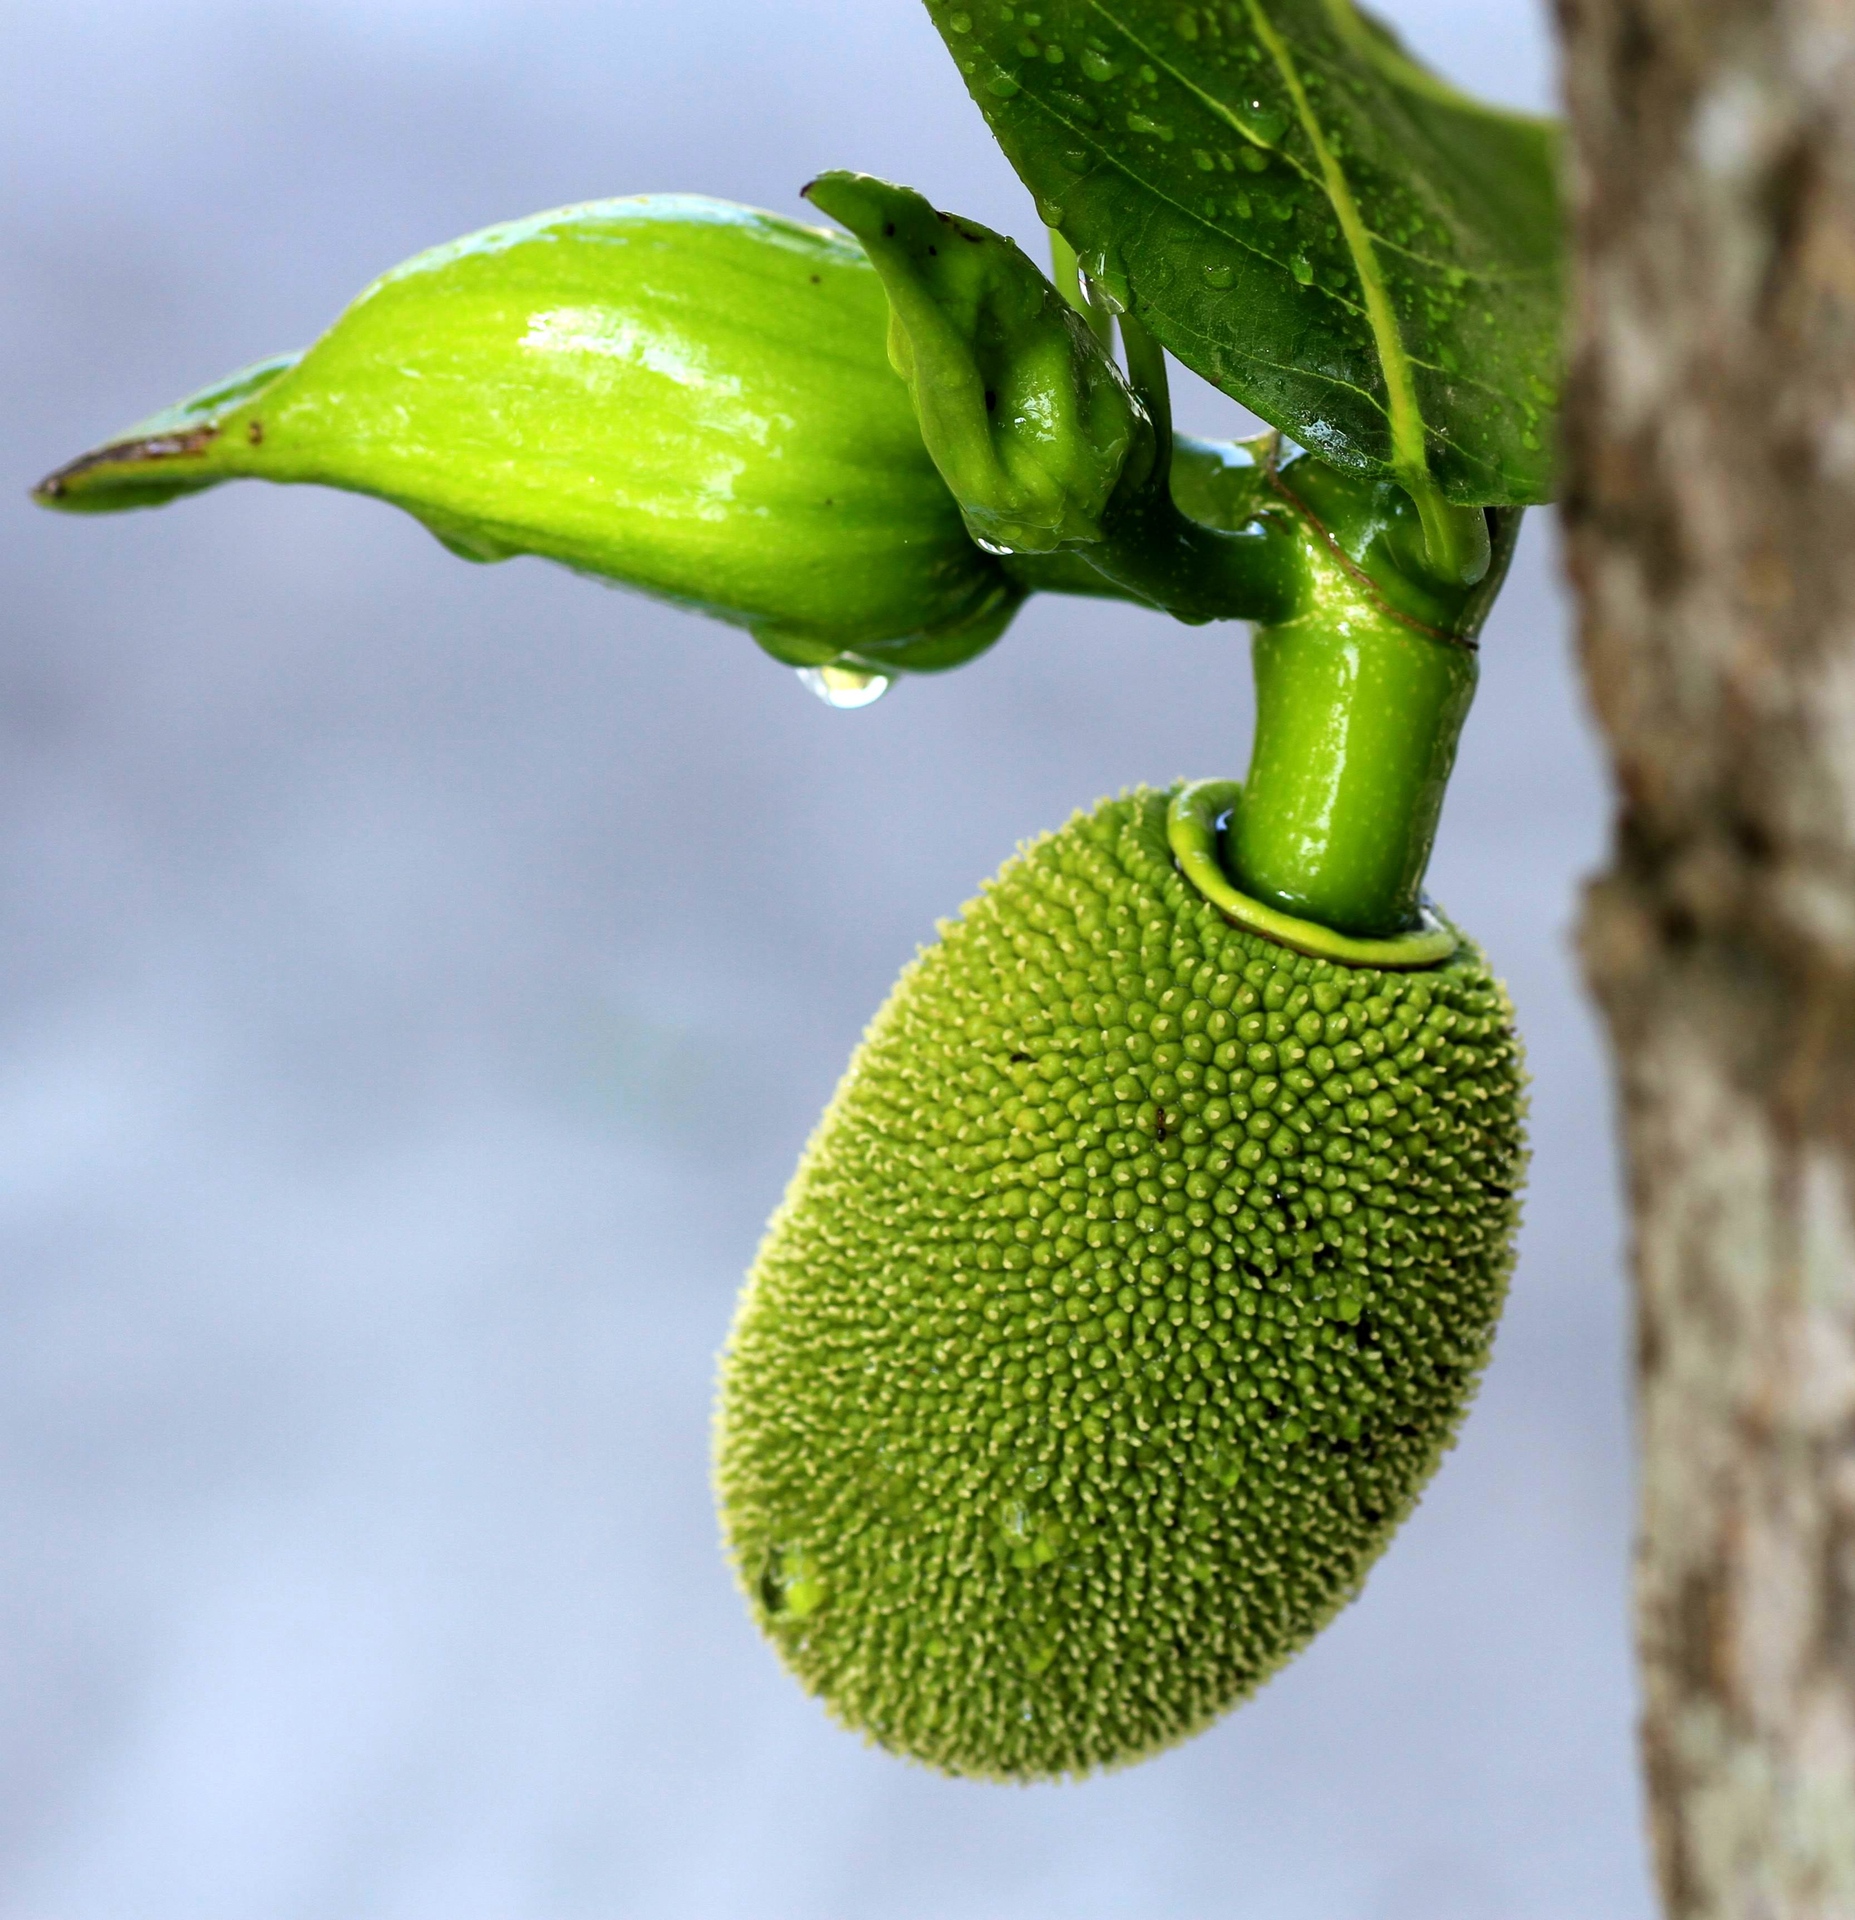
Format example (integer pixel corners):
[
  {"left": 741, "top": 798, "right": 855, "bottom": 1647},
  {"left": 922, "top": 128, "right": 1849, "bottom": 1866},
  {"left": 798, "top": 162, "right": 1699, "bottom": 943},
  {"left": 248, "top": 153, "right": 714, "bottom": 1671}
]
[{"left": 32, "top": 425, "right": 220, "bottom": 503}]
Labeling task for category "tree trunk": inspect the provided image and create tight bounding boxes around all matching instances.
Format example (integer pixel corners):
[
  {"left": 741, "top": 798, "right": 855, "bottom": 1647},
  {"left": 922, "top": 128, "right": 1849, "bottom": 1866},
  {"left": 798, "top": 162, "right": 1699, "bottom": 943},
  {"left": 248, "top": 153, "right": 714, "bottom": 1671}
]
[{"left": 1556, "top": 0, "right": 1855, "bottom": 1912}]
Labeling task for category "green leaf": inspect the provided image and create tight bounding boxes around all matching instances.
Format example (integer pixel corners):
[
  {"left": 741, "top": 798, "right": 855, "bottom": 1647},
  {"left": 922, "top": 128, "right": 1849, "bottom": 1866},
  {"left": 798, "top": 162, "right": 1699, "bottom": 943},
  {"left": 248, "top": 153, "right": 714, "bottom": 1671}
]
[{"left": 926, "top": 0, "right": 1563, "bottom": 505}]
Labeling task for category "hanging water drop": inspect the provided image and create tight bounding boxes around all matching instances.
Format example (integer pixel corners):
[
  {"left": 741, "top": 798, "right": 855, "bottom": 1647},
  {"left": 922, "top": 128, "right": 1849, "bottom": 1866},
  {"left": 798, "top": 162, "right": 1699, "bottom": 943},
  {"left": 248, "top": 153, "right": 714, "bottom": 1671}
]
[
  {"left": 798, "top": 665, "right": 892, "bottom": 709},
  {"left": 1084, "top": 251, "right": 1129, "bottom": 313}
]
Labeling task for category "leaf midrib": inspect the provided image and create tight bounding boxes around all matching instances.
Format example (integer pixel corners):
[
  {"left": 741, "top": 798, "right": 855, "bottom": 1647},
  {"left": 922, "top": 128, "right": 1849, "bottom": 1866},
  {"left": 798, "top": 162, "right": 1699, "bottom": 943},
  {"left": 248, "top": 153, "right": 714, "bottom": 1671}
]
[
  {"left": 1069, "top": 0, "right": 1436, "bottom": 483},
  {"left": 1239, "top": 0, "right": 1428, "bottom": 486}
]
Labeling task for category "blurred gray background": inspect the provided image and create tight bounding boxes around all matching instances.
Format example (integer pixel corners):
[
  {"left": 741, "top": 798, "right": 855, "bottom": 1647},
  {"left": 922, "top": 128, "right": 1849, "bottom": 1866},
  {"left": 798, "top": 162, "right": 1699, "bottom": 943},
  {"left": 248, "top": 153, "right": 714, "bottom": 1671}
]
[{"left": 2, "top": 2, "right": 1648, "bottom": 1914}]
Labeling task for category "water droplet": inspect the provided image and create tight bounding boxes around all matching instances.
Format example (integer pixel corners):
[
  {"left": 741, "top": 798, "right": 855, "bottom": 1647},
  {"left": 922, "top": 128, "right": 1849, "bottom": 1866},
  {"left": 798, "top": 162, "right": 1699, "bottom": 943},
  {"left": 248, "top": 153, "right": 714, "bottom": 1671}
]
[
  {"left": 1079, "top": 46, "right": 1121, "bottom": 81},
  {"left": 1059, "top": 147, "right": 1093, "bottom": 172},
  {"left": 1237, "top": 99, "right": 1289, "bottom": 147},
  {"left": 1238, "top": 144, "right": 1271, "bottom": 173},
  {"left": 1174, "top": 8, "right": 1199, "bottom": 39},
  {"left": 1036, "top": 198, "right": 1064, "bottom": 226},
  {"left": 947, "top": 8, "right": 971, "bottom": 28},
  {"left": 988, "top": 69, "right": 1022, "bottom": 97},
  {"left": 798, "top": 666, "right": 892, "bottom": 709},
  {"left": 1203, "top": 261, "right": 1235, "bottom": 290},
  {"left": 1084, "top": 252, "right": 1130, "bottom": 312}
]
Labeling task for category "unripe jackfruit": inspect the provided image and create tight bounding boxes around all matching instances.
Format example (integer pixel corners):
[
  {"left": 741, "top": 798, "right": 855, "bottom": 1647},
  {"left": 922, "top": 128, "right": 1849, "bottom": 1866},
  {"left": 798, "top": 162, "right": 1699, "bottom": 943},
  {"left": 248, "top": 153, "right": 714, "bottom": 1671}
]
[{"left": 715, "top": 789, "right": 1524, "bottom": 1778}]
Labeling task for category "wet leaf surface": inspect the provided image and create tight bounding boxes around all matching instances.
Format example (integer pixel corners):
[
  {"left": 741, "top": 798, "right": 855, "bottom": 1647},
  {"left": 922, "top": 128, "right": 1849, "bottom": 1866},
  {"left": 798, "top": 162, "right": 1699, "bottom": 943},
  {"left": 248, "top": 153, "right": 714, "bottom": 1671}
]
[{"left": 927, "top": 0, "right": 1562, "bottom": 504}]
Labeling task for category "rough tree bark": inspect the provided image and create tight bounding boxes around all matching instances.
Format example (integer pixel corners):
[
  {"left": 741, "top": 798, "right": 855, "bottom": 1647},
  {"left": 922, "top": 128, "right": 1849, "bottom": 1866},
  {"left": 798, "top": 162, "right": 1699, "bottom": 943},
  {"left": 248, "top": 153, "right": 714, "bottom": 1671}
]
[{"left": 1556, "top": 0, "right": 1855, "bottom": 1912}]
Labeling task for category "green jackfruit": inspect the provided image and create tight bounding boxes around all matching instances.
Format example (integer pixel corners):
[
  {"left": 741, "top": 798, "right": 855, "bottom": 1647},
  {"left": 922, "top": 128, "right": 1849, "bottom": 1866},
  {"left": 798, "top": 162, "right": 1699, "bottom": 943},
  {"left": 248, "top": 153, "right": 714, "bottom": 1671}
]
[{"left": 715, "top": 788, "right": 1524, "bottom": 1778}]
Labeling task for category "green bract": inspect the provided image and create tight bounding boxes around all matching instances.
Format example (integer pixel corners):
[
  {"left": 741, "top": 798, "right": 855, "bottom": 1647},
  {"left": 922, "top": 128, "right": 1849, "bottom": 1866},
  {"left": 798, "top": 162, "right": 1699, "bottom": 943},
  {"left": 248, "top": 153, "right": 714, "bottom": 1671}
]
[
  {"left": 33, "top": 197, "right": 1024, "bottom": 675},
  {"left": 716, "top": 788, "right": 1525, "bottom": 1778},
  {"left": 805, "top": 172, "right": 1151, "bottom": 554}
]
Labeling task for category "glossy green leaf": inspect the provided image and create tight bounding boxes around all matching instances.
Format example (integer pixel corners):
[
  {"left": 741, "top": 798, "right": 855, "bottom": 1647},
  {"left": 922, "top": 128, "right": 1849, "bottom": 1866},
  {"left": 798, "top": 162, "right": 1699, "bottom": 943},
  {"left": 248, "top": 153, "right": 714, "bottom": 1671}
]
[{"left": 926, "top": 0, "right": 1563, "bottom": 505}]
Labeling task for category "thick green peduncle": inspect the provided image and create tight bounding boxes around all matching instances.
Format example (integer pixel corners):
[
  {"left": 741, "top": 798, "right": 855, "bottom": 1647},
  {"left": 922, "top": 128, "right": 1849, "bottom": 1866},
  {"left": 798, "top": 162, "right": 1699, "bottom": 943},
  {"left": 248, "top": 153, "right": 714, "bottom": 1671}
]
[
  {"left": 1233, "top": 606, "right": 1478, "bottom": 937},
  {"left": 1239, "top": 484, "right": 1520, "bottom": 938},
  {"left": 1005, "top": 427, "right": 1519, "bottom": 939},
  {"left": 1136, "top": 434, "right": 1518, "bottom": 939}
]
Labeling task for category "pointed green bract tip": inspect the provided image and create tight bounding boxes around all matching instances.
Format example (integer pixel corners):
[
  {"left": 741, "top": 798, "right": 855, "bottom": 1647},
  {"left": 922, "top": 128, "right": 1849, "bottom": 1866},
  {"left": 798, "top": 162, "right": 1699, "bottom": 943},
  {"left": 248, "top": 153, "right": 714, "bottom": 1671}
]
[
  {"left": 716, "top": 787, "right": 1525, "bottom": 1779},
  {"left": 805, "top": 170, "right": 1148, "bottom": 555}
]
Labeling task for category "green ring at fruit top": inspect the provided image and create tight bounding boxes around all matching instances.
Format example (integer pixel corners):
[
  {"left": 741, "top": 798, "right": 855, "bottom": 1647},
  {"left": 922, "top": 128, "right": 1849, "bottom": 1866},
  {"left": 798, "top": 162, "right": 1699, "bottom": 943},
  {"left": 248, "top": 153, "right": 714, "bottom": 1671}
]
[{"left": 1167, "top": 781, "right": 1459, "bottom": 970}]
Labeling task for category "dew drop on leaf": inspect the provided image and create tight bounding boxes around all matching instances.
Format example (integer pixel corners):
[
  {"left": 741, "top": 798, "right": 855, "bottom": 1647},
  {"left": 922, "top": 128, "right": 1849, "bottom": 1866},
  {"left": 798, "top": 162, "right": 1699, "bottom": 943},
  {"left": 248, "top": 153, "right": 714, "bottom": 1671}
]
[
  {"left": 947, "top": 8, "right": 971, "bottom": 28},
  {"left": 1079, "top": 46, "right": 1121, "bottom": 81},
  {"left": 1203, "top": 262, "right": 1235, "bottom": 290},
  {"left": 988, "top": 70, "right": 1022, "bottom": 97},
  {"left": 1084, "top": 252, "right": 1130, "bottom": 312},
  {"left": 1238, "top": 99, "right": 1289, "bottom": 147}
]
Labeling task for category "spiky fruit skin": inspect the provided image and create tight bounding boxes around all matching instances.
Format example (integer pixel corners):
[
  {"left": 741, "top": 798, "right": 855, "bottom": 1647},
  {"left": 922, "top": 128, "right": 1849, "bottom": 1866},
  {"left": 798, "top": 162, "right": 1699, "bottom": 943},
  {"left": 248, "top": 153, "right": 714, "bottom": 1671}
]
[{"left": 715, "top": 789, "right": 1525, "bottom": 1779}]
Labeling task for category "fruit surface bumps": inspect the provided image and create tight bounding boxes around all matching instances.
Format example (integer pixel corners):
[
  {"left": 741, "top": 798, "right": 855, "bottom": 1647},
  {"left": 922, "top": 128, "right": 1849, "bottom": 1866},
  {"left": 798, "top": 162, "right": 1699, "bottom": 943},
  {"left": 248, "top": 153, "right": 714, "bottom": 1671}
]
[{"left": 715, "top": 788, "right": 1525, "bottom": 1778}]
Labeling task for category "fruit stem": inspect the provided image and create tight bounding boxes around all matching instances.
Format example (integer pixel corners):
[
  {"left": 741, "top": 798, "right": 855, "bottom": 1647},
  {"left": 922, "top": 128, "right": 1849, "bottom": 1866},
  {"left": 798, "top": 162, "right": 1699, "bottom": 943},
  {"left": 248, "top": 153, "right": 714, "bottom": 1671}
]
[
  {"left": 1229, "top": 611, "right": 1479, "bottom": 937},
  {"left": 1221, "top": 499, "right": 1528, "bottom": 940}
]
